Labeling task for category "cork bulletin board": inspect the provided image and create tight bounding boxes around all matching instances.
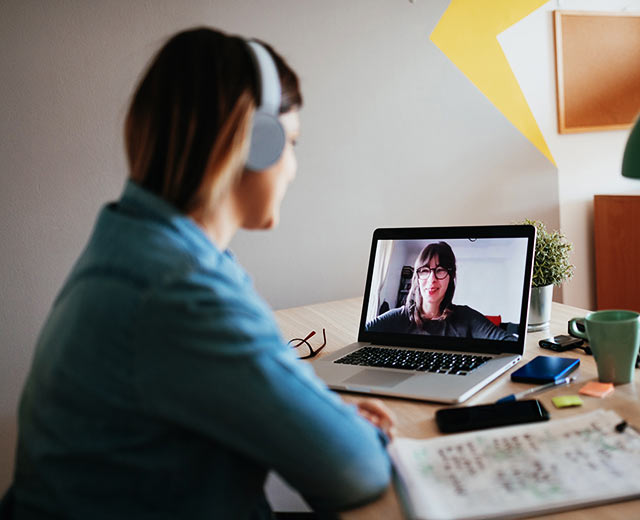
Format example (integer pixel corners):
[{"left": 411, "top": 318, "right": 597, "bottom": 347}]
[{"left": 554, "top": 10, "right": 640, "bottom": 134}]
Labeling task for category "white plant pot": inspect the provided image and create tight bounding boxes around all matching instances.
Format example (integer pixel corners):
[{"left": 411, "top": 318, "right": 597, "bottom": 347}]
[{"left": 528, "top": 284, "right": 553, "bottom": 332}]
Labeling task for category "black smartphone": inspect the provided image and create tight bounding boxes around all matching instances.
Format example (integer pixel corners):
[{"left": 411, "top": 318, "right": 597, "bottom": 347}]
[
  {"left": 539, "top": 334, "right": 585, "bottom": 352},
  {"left": 435, "top": 399, "right": 549, "bottom": 433}
]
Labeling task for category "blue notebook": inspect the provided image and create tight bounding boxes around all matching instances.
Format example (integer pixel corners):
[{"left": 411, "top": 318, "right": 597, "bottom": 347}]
[{"left": 510, "top": 355, "right": 579, "bottom": 384}]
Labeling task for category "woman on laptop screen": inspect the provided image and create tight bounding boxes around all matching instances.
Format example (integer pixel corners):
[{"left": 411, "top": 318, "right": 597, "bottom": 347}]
[
  {"left": 366, "top": 241, "right": 513, "bottom": 340},
  {"left": 3, "top": 27, "right": 394, "bottom": 519}
]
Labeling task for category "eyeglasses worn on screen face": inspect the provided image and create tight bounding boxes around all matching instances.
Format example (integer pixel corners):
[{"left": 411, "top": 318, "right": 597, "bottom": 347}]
[
  {"left": 416, "top": 266, "right": 451, "bottom": 280},
  {"left": 288, "top": 329, "right": 326, "bottom": 359}
]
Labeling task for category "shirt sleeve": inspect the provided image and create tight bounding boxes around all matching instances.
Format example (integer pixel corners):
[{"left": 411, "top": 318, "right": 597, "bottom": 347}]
[
  {"left": 131, "top": 273, "right": 391, "bottom": 512},
  {"left": 460, "top": 306, "right": 513, "bottom": 340},
  {"left": 365, "top": 307, "right": 410, "bottom": 333}
]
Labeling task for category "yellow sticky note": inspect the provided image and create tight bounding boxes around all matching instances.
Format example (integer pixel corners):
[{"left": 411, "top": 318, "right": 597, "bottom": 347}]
[{"left": 552, "top": 395, "right": 583, "bottom": 408}]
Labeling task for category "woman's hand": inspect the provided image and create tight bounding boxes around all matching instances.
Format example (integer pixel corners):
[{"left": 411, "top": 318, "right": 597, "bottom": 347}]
[{"left": 355, "top": 398, "right": 397, "bottom": 441}]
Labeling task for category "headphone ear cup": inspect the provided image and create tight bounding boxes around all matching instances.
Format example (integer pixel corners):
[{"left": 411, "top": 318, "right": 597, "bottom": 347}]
[{"left": 246, "top": 111, "right": 286, "bottom": 171}]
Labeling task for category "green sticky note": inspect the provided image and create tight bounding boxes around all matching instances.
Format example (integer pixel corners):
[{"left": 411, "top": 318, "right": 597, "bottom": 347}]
[{"left": 552, "top": 395, "right": 583, "bottom": 408}]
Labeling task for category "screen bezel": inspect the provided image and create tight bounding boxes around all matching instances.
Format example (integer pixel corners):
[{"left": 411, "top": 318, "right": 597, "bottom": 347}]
[{"left": 357, "top": 225, "right": 536, "bottom": 355}]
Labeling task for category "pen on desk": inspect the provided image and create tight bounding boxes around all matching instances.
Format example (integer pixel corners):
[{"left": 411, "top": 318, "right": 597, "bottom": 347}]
[
  {"left": 496, "top": 376, "right": 576, "bottom": 403},
  {"left": 615, "top": 420, "right": 640, "bottom": 434}
]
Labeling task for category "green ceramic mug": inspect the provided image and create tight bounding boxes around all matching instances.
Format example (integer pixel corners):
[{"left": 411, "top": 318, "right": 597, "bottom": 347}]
[{"left": 569, "top": 310, "right": 640, "bottom": 384}]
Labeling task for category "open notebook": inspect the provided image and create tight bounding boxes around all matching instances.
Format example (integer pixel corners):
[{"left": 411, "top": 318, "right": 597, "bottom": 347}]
[{"left": 390, "top": 410, "right": 640, "bottom": 520}]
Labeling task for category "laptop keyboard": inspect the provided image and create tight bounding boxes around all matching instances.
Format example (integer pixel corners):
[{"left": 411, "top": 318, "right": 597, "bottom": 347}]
[{"left": 334, "top": 346, "right": 492, "bottom": 376}]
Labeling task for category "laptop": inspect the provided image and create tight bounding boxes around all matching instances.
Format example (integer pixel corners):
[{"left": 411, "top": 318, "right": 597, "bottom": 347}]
[{"left": 311, "top": 225, "right": 536, "bottom": 403}]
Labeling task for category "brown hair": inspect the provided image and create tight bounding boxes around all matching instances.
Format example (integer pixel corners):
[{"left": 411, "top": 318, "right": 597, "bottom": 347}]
[
  {"left": 405, "top": 242, "right": 457, "bottom": 327},
  {"left": 124, "top": 27, "right": 302, "bottom": 213}
]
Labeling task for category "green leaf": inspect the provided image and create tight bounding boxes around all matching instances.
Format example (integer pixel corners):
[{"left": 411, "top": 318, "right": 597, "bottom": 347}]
[{"left": 518, "top": 219, "right": 574, "bottom": 287}]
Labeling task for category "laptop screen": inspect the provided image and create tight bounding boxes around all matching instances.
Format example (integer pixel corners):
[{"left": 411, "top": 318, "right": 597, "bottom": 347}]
[{"left": 358, "top": 226, "right": 536, "bottom": 354}]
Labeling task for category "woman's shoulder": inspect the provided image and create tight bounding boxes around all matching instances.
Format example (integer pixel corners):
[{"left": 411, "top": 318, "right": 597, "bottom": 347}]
[
  {"left": 449, "top": 304, "right": 486, "bottom": 320},
  {"left": 365, "top": 306, "right": 412, "bottom": 332},
  {"left": 378, "top": 306, "right": 412, "bottom": 322},
  {"left": 383, "top": 306, "right": 408, "bottom": 317},
  {"left": 451, "top": 304, "right": 474, "bottom": 311}
]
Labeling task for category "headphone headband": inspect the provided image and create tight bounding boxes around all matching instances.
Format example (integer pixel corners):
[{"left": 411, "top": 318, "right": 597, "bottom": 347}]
[
  {"left": 245, "top": 41, "right": 281, "bottom": 116},
  {"left": 244, "top": 40, "right": 286, "bottom": 171}
]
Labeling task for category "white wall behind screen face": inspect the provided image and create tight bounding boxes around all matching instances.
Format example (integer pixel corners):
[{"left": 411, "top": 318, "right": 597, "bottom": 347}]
[
  {"left": 375, "top": 239, "right": 527, "bottom": 324},
  {"left": 454, "top": 239, "right": 527, "bottom": 323},
  {"left": 378, "top": 241, "right": 410, "bottom": 310}
]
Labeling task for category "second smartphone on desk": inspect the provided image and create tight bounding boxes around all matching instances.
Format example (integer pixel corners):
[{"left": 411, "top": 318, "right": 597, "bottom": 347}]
[{"left": 539, "top": 334, "right": 584, "bottom": 352}]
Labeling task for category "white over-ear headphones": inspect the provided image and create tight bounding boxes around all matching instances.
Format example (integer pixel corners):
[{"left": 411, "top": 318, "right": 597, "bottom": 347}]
[{"left": 244, "top": 40, "right": 286, "bottom": 171}]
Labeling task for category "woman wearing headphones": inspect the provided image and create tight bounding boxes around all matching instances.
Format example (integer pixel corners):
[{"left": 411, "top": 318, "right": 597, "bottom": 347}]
[{"left": 3, "top": 27, "right": 393, "bottom": 519}]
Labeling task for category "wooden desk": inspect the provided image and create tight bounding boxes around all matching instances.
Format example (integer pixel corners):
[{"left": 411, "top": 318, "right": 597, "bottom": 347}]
[{"left": 274, "top": 299, "right": 640, "bottom": 520}]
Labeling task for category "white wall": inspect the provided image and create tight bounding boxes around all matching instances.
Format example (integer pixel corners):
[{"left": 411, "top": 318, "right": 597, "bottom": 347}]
[
  {"left": 379, "top": 241, "right": 410, "bottom": 310},
  {"left": 499, "top": 0, "right": 640, "bottom": 311},
  {"left": 0, "top": 0, "right": 560, "bottom": 491}
]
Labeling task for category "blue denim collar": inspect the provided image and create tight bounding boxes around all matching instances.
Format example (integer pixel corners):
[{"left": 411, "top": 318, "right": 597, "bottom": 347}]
[{"left": 117, "top": 180, "right": 227, "bottom": 260}]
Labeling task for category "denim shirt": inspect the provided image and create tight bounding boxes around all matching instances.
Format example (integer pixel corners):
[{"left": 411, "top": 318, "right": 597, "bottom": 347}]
[{"left": 9, "top": 181, "right": 390, "bottom": 519}]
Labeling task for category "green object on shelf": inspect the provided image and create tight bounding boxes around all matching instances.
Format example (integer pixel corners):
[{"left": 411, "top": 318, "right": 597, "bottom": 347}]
[{"left": 622, "top": 117, "right": 640, "bottom": 179}]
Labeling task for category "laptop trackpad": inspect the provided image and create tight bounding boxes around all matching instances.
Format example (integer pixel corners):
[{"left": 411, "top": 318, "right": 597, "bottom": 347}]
[{"left": 343, "top": 369, "right": 413, "bottom": 388}]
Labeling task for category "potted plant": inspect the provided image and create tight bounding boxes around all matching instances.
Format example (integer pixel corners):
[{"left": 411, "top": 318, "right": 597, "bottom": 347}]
[{"left": 521, "top": 219, "right": 574, "bottom": 331}]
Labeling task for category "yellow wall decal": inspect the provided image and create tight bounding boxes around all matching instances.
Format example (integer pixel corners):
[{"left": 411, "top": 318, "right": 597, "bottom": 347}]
[{"left": 431, "top": 0, "right": 555, "bottom": 165}]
